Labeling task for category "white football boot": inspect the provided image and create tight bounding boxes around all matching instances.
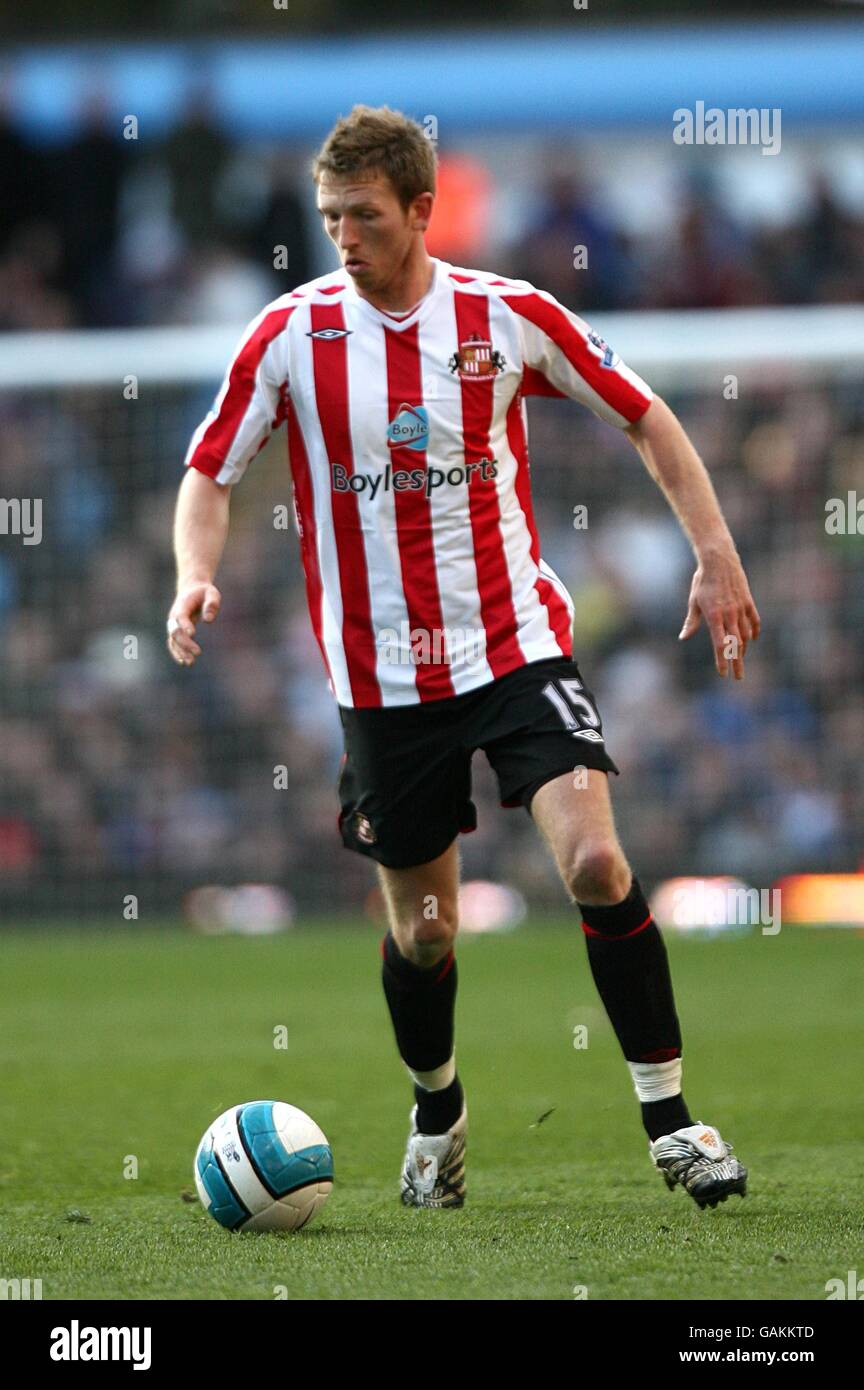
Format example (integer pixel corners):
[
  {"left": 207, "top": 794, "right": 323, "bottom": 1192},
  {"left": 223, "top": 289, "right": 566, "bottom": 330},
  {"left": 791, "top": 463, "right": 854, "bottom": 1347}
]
[
  {"left": 400, "top": 1103, "right": 467, "bottom": 1209},
  {"left": 650, "top": 1122, "right": 748, "bottom": 1209}
]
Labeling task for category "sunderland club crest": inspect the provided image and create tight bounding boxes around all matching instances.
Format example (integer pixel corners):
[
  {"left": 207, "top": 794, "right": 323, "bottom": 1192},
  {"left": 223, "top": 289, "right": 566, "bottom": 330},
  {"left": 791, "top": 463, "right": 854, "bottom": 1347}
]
[{"left": 448, "top": 334, "right": 506, "bottom": 379}]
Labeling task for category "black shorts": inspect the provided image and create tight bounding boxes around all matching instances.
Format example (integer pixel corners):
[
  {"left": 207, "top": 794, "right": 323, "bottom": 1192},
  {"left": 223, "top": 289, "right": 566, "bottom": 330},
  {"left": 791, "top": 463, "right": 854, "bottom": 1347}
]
[{"left": 336, "top": 656, "right": 619, "bottom": 869}]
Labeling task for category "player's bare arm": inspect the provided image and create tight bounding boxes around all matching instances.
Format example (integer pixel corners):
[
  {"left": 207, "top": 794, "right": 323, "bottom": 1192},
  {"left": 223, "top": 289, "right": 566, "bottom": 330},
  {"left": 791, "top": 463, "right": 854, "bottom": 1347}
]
[
  {"left": 167, "top": 467, "right": 230, "bottom": 666},
  {"left": 625, "top": 394, "right": 761, "bottom": 680}
]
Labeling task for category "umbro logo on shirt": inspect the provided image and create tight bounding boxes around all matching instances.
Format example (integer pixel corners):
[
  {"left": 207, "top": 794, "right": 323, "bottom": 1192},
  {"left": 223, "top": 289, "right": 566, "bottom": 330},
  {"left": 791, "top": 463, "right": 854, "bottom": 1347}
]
[{"left": 307, "top": 327, "right": 353, "bottom": 340}]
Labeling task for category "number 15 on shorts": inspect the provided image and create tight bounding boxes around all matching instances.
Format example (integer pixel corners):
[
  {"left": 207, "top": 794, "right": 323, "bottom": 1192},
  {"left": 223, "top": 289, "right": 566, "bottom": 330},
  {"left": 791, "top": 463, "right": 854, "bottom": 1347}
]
[{"left": 541, "top": 678, "right": 605, "bottom": 743}]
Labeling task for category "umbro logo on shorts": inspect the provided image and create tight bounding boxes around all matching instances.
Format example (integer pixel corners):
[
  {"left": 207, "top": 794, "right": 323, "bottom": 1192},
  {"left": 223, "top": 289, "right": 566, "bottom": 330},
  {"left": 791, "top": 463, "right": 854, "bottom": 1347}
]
[{"left": 354, "top": 812, "right": 377, "bottom": 845}]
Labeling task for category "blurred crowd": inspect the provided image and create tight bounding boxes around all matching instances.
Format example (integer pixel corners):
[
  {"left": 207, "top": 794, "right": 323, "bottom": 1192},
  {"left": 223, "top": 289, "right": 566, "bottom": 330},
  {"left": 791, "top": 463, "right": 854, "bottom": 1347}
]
[
  {"left": 2, "top": 92, "right": 863, "bottom": 918},
  {"left": 506, "top": 167, "right": 864, "bottom": 313},
  {"left": 3, "top": 93, "right": 864, "bottom": 333},
  {"left": 0, "top": 90, "right": 313, "bottom": 332},
  {"left": 1, "top": 370, "right": 862, "bottom": 917}
]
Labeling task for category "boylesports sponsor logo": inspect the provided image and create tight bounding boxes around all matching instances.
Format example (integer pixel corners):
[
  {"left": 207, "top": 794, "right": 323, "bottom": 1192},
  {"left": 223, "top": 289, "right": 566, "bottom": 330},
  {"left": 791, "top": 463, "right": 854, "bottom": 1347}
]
[
  {"left": 387, "top": 403, "right": 429, "bottom": 451},
  {"left": 331, "top": 457, "right": 498, "bottom": 499}
]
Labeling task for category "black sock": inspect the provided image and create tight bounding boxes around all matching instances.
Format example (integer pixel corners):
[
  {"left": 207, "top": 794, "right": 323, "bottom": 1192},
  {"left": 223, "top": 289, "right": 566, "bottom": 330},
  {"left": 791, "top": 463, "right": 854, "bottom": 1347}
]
[
  {"left": 413, "top": 1075, "right": 464, "bottom": 1135},
  {"left": 381, "top": 929, "right": 457, "bottom": 1090},
  {"left": 641, "top": 1094, "right": 693, "bottom": 1142},
  {"left": 578, "top": 876, "right": 687, "bottom": 1139}
]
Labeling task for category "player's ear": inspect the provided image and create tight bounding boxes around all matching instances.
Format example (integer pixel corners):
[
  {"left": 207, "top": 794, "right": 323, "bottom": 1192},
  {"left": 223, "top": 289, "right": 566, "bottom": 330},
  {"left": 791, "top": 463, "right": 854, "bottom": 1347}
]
[{"left": 410, "top": 191, "right": 434, "bottom": 231}]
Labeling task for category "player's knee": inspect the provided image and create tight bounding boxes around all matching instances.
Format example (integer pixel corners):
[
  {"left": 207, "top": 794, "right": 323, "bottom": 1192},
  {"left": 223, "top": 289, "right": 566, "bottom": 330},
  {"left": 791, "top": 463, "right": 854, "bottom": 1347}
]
[
  {"left": 567, "top": 840, "right": 631, "bottom": 906},
  {"left": 401, "top": 903, "right": 458, "bottom": 966}
]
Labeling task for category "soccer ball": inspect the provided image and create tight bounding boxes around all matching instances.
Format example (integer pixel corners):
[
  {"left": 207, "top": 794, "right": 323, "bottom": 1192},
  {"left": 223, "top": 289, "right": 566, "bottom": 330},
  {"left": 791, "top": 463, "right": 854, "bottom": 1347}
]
[{"left": 194, "top": 1100, "right": 333, "bottom": 1233}]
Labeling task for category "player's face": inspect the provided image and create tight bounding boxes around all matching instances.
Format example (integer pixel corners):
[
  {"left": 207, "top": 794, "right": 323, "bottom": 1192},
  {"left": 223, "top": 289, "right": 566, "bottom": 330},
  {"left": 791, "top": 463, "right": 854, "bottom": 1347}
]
[{"left": 316, "top": 172, "right": 428, "bottom": 294}]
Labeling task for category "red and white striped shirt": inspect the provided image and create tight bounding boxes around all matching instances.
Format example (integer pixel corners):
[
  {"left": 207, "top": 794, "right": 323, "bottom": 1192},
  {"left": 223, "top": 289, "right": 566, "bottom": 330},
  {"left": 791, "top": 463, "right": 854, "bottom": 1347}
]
[{"left": 184, "top": 258, "right": 653, "bottom": 708}]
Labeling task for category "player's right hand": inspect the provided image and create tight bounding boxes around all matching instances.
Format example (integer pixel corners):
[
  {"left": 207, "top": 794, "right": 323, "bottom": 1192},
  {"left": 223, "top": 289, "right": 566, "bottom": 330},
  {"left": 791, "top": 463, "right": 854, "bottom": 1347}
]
[{"left": 166, "top": 582, "right": 222, "bottom": 666}]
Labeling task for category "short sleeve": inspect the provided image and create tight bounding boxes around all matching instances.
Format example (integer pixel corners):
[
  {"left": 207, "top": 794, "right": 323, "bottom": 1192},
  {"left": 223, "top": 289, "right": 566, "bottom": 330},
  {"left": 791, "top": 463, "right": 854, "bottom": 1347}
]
[
  {"left": 184, "top": 305, "right": 294, "bottom": 485},
  {"left": 500, "top": 283, "right": 653, "bottom": 428}
]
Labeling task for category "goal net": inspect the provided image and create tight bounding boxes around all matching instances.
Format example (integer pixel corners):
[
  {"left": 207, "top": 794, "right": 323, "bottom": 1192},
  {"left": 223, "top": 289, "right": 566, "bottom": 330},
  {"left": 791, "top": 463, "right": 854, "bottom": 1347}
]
[{"left": 1, "top": 307, "right": 862, "bottom": 922}]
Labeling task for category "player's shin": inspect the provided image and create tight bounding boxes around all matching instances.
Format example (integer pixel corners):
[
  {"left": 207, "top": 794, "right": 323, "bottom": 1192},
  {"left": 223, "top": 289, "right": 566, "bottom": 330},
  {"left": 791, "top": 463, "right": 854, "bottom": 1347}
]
[
  {"left": 577, "top": 876, "right": 693, "bottom": 1141},
  {"left": 380, "top": 931, "right": 463, "bottom": 1133}
]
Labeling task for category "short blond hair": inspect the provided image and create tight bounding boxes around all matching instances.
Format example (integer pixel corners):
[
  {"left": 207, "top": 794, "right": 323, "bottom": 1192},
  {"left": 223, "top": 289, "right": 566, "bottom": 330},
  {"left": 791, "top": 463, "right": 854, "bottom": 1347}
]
[{"left": 312, "top": 105, "right": 436, "bottom": 209}]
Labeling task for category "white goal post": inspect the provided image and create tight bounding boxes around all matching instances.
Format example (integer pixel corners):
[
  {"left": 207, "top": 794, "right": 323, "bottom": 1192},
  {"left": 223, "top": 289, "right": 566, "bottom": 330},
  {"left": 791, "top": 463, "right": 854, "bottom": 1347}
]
[
  {"left": 0, "top": 303, "right": 861, "bottom": 918},
  {"left": 0, "top": 306, "right": 862, "bottom": 391}
]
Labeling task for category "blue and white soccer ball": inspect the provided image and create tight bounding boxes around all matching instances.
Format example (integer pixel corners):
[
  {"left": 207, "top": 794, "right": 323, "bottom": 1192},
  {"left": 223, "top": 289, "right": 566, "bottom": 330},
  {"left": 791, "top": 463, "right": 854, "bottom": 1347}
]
[{"left": 194, "top": 1100, "right": 334, "bottom": 1233}]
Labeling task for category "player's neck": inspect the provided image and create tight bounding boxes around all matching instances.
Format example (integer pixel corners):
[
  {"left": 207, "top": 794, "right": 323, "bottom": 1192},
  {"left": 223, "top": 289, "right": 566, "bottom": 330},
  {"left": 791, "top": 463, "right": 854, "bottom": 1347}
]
[{"left": 357, "top": 250, "right": 436, "bottom": 315}]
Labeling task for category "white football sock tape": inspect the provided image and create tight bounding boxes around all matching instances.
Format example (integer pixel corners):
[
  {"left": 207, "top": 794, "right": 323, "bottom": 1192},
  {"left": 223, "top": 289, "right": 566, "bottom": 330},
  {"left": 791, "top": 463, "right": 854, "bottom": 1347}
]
[
  {"left": 628, "top": 1057, "right": 683, "bottom": 1102},
  {"left": 407, "top": 1054, "right": 456, "bottom": 1091}
]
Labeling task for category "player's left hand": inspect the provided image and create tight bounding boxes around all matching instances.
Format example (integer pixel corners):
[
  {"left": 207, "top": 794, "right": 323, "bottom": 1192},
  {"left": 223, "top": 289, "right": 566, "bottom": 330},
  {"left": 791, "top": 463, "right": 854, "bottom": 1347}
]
[{"left": 678, "top": 549, "right": 761, "bottom": 679}]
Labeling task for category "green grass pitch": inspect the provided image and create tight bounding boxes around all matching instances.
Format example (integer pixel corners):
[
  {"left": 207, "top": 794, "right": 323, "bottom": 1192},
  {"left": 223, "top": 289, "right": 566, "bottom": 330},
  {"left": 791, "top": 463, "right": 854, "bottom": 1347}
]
[{"left": 0, "top": 920, "right": 861, "bottom": 1301}]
